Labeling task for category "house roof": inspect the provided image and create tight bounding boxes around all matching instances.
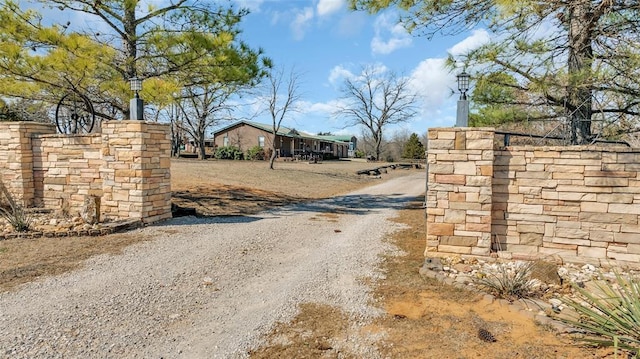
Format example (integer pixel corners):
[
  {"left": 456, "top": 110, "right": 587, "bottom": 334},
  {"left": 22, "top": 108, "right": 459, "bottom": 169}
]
[
  {"left": 213, "top": 120, "right": 300, "bottom": 138},
  {"left": 213, "top": 120, "right": 354, "bottom": 144},
  {"left": 316, "top": 135, "right": 355, "bottom": 142}
]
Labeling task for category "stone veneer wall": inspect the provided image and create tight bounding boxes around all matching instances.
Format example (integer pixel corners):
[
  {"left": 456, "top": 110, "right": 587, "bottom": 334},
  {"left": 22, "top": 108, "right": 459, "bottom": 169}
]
[
  {"left": 0, "top": 121, "right": 171, "bottom": 224},
  {"left": 100, "top": 121, "right": 172, "bottom": 223},
  {"left": 0, "top": 122, "right": 56, "bottom": 206},
  {"left": 426, "top": 128, "right": 494, "bottom": 257},
  {"left": 427, "top": 127, "right": 640, "bottom": 268},
  {"left": 33, "top": 134, "right": 102, "bottom": 211}
]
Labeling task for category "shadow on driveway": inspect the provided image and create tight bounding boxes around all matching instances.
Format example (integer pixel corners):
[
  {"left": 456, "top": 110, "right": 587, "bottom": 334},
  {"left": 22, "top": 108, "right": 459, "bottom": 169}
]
[{"left": 159, "top": 192, "right": 424, "bottom": 227}]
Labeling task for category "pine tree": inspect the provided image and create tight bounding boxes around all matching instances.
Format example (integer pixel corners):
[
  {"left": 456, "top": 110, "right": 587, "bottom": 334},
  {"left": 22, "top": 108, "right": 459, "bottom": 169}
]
[
  {"left": 350, "top": 0, "right": 640, "bottom": 144},
  {"left": 402, "top": 133, "right": 425, "bottom": 159}
]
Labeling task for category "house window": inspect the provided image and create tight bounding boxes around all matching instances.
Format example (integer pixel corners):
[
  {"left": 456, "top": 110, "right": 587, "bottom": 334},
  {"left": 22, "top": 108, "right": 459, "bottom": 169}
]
[
  {"left": 223, "top": 135, "right": 229, "bottom": 147},
  {"left": 258, "top": 136, "right": 265, "bottom": 148}
]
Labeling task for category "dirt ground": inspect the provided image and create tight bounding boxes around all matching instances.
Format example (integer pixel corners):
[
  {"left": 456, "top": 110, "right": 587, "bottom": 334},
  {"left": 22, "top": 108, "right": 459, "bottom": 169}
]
[
  {"left": 250, "top": 199, "right": 615, "bottom": 358},
  {"left": 0, "top": 158, "right": 616, "bottom": 357}
]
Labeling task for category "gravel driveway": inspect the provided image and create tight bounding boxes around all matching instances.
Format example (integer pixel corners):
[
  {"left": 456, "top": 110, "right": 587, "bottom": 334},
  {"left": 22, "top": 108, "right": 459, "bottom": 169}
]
[{"left": 0, "top": 172, "right": 426, "bottom": 358}]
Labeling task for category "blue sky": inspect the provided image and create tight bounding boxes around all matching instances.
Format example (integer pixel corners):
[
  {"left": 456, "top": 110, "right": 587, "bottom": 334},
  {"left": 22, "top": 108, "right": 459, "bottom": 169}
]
[{"left": 233, "top": 0, "right": 490, "bottom": 138}]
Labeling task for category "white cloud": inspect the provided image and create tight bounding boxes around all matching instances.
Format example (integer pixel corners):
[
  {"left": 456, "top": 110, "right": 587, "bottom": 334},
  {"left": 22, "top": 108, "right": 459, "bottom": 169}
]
[
  {"left": 328, "top": 65, "right": 355, "bottom": 87},
  {"left": 447, "top": 29, "right": 491, "bottom": 57},
  {"left": 407, "top": 57, "right": 460, "bottom": 128},
  {"left": 371, "top": 11, "right": 412, "bottom": 55},
  {"left": 307, "top": 100, "right": 342, "bottom": 113},
  {"left": 409, "top": 58, "right": 455, "bottom": 112},
  {"left": 290, "top": 7, "right": 314, "bottom": 41},
  {"left": 317, "top": 0, "right": 344, "bottom": 17}
]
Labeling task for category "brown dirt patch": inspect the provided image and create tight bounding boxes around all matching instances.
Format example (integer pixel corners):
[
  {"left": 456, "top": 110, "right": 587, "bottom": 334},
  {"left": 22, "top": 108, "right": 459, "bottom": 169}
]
[
  {"left": 248, "top": 303, "right": 352, "bottom": 359},
  {"left": 249, "top": 199, "right": 616, "bottom": 358}
]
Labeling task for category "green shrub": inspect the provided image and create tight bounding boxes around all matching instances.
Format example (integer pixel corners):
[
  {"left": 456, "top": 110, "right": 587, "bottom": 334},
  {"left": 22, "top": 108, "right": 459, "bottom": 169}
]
[
  {"left": 554, "top": 272, "right": 640, "bottom": 356},
  {"left": 354, "top": 150, "right": 365, "bottom": 158},
  {"left": 246, "top": 145, "right": 266, "bottom": 161},
  {"left": 473, "top": 261, "right": 537, "bottom": 301},
  {"left": 0, "top": 205, "right": 32, "bottom": 232},
  {"left": 214, "top": 146, "right": 244, "bottom": 160},
  {"left": 0, "top": 180, "right": 32, "bottom": 232}
]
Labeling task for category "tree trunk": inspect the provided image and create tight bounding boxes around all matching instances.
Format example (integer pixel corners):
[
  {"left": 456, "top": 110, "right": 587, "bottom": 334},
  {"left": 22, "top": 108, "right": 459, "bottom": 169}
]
[
  {"left": 123, "top": 4, "right": 138, "bottom": 120},
  {"left": 374, "top": 128, "right": 383, "bottom": 161},
  {"left": 170, "top": 116, "right": 181, "bottom": 157},
  {"left": 269, "top": 133, "right": 277, "bottom": 169},
  {"left": 269, "top": 148, "right": 277, "bottom": 169},
  {"left": 197, "top": 132, "right": 206, "bottom": 160},
  {"left": 374, "top": 138, "right": 382, "bottom": 162},
  {"left": 567, "top": 0, "right": 593, "bottom": 144}
]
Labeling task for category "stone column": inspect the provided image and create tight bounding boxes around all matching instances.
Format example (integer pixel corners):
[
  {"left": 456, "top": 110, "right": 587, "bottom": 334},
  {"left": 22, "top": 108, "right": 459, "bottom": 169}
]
[
  {"left": 101, "top": 121, "right": 172, "bottom": 224},
  {"left": 426, "top": 128, "right": 494, "bottom": 256}
]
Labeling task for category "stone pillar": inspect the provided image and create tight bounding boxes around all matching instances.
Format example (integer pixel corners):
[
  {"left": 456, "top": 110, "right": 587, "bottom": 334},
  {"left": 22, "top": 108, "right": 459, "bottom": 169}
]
[
  {"left": 101, "top": 121, "right": 172, "bottom": 224},
  {"left": 0, "top": 122, "right": 56, "bottom": 206},
  {"left": 426, "top": 128, "right": 494, "bottom": 256}
]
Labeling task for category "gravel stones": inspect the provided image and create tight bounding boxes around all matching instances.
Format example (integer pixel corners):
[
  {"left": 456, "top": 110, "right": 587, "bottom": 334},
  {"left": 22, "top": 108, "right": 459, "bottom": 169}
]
[{"left": 0, "top": 172, "right": 427, "bottom": 358}]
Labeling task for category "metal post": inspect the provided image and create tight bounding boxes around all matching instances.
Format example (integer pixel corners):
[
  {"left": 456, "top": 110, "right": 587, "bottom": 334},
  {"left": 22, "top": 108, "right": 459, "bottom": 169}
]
[
  {"left": 456, "top": 97, "right": 469, "bottom": 127},
  {"left": 130, "top": 95, "right": 144, "bottom": 120}
]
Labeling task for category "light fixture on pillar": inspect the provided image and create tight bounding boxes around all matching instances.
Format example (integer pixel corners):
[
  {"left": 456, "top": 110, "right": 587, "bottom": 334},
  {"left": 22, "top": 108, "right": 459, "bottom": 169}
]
[
  {"left": 129, "top": 77, "right": 144, "bottom": 120},
  {"left": 457, "top": 71, "right": 470, "bottom": 100},
  {"left": 456, "top": 71, "right": 470, "bottom": 127}
]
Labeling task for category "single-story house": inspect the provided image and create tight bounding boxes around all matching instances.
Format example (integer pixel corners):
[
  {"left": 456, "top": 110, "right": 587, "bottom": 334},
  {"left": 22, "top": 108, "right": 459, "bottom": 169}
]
[{"left": 212, "top": 120, "right": 357, "bottom": 159}]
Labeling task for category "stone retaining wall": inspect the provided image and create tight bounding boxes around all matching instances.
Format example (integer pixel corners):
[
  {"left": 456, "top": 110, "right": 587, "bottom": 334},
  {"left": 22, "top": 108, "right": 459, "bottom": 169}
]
[
  {"left": 427, "top": 127, "right": 640, "bottom": 268},
  {"left": 0, "top": 121, "right": 171, "bottom": 224}
]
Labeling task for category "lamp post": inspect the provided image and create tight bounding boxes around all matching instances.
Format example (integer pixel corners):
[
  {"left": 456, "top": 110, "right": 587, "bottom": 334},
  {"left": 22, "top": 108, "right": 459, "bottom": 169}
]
[
  {"left": 456, "top": 71, "right": 470, "bottom": 127},
  {"left": 129, "top": 77, "right": 144, "bottom": 120}
]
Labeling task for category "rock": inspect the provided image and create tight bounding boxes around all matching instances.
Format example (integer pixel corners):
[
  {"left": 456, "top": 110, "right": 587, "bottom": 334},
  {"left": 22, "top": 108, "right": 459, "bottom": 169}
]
[
  {"left": 421, "top": 257, "right": 443, "bottom": 271},
  {"left": 80, "top": 196, "right": 98, "bottom": 225},
  {"left": 481, "top": 294, "right": 495, "bottom": 304},
  {"left": 530, "top": 260, "right": 562, "bottom": 285},
  {"left": 453, "top": 263, "right": 473, "bottom": 273},
  {"left": 549, "top": 298, "right": 562, "bottom": 308}
]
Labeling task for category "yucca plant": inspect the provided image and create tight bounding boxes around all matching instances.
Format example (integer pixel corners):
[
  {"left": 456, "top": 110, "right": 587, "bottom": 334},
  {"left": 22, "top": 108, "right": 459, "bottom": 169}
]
[
  {"left": 0, "top": 204, "right": 32, "bottom": 232},
  {"left": 0, "top": 179, "right": 31, "bottom": 232},
  {"left": 555, "top": 271, "right": 640, "bottom": 357},
  {"left": 473, "top": 261, "right": 537, "bottom": 301}
]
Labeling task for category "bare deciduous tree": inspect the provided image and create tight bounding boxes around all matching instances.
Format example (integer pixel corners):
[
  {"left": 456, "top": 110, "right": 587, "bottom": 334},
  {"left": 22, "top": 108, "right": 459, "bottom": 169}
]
[
  {"left": 264, "top": 66, "right": 303, "bottom": 170},
  {"left": 335, "top": 65, "right": 418, "bottom": 161},
  {"left": 177, "top": 84, "right": 235, "bottom": 160}
]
